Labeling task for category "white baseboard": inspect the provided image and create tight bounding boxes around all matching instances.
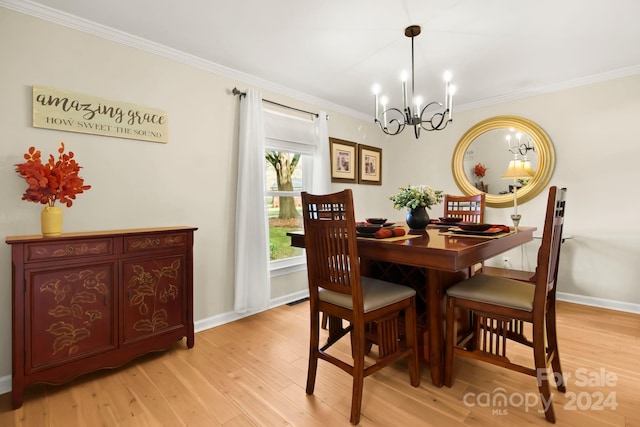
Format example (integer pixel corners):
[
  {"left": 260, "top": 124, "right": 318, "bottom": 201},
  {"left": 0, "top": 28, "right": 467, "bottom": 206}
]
[
  {"left": 1, "top": 289, "right": 634, "bottom": 397},
  {"left": 557, "top": 292, "right": 640, "bottom": 314},
  {"left": 194, "top": 289, "right": 310, "bottom": 333},
  {"left": 0, "top": 375, "right": 9, "bottom": 396}
]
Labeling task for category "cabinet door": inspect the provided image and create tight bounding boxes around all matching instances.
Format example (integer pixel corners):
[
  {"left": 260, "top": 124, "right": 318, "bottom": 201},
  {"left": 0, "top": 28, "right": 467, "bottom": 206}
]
[
  {"left": 26, "top": 263, "right": 117, "bottom": 373},
  {"left": 121, "top": 254, "right": 186, "bottom": 344}
]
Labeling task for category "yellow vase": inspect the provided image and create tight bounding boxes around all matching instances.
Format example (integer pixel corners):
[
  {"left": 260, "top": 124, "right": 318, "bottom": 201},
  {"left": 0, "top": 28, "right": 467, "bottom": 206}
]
[{"left": 41, "top": 205, "right": 63, "bottom": 237}]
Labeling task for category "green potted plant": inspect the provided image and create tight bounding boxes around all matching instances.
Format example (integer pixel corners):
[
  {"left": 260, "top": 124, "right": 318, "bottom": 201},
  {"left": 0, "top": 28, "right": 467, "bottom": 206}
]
[{"left": 390, "top": 185, "right": 443, "bottom": 230}]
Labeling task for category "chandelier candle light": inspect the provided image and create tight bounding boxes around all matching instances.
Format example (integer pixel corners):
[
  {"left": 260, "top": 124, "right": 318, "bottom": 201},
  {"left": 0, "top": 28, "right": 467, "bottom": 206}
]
[{"left": 372, "top": 25, "right": 456, "bottom": 138}]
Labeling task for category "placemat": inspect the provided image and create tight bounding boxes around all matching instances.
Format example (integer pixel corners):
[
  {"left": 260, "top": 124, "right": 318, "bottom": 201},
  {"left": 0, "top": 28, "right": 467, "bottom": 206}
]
[
  {"left": 358, "top": 234, "right": 422, "bottom": 242},
  {"left": 438, "top": 230, "right": 514, "bottom": 239}
]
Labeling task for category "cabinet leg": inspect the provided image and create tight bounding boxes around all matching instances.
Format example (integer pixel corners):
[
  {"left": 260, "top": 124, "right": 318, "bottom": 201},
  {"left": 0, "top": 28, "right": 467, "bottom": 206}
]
[
  {"left": 187, "top": 333, "right": 194, "bottom": 348},
  {"left": 12, "top": 385, "right": 24, "bottom": 409}
]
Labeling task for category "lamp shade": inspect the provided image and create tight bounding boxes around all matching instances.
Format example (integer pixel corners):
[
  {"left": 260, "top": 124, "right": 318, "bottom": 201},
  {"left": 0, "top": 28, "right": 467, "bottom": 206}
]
[
  {"left": 501, "top": 159, "right": 534, "bottom": 180},
  {"left": 522, "top": 159, "right": 534, "bottom": 176}
]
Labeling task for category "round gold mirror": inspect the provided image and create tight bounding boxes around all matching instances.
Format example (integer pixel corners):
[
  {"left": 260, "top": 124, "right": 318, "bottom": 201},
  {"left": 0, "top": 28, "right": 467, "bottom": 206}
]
[{"left": 452, "top": 115, "right": 555, "bottom": 208}]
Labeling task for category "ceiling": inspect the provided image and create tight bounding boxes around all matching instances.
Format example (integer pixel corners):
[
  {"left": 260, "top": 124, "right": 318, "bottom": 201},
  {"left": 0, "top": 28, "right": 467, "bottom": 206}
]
[{"left": 8, "top": 0, "right": 640, "bottom": 117}]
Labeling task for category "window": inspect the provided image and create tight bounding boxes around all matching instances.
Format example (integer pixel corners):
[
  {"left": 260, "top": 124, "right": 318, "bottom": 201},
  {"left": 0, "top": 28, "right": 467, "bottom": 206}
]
[
  {"left": 265, "top": 151, "right": 306, "bottom": 263},
  {"left": 263, "top": 109, "right": 320, "bottom": 272}
]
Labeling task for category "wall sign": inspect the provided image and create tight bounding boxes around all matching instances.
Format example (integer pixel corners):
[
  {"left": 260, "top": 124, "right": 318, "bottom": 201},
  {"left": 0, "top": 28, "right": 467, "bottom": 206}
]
[{"left": 32, "top": 85, "right": 168, "bottom": 143}]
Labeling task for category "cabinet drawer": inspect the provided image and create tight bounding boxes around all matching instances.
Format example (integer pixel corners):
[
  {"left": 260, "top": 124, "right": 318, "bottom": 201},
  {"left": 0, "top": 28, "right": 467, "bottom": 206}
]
[
  {"left": 124, "top": 232, "right": 189, "bottom": 253},
  {"left": 26, "top": 239, "right": 113, "bottom": 262}
]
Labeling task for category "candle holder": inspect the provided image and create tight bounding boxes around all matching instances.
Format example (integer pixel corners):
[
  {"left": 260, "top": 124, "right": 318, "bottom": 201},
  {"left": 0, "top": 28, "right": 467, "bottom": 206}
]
[{"left": 510, "top": 213, "right": 522, "bottom": 232}]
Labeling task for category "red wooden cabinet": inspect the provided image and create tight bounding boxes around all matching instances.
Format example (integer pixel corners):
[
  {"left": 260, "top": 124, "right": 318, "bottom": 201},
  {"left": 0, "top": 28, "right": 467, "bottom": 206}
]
[{"left": 6, "top": 226, "right": 197, "bottom": 409}]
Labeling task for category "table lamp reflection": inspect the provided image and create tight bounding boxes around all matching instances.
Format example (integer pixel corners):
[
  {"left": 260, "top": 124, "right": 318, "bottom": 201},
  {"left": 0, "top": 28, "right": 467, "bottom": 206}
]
[{"left": 501, "top": 157, "right": 534, "bottom": 230}]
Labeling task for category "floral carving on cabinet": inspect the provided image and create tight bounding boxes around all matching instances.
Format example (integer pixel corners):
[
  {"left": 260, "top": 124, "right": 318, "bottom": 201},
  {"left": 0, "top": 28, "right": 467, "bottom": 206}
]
[
  {"left": 40, "top": 269, "right": 109, "bottom": 356},
  {"left": 127, "top": 258, "right": 181, "bottom": 333},
  {"left": 126, "top": 234, "right": 186, "bottom": 251}
]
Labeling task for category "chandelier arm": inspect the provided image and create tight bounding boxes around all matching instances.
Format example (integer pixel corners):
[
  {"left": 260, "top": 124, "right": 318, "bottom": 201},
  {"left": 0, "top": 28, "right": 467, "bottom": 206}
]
[
  {"left": 376, "top": 107, "right": 406, "bottom": 125},
  {"left": 420, "top": 114, "right": 446, "bottom": 131},
  {"left": 418, "top": 102, "right": 450, "bottom": 131},
  {"left": 521, "top": 143, "right": 535, "bottom": 154},
  {"left": 381, "top": 119, "right": 405, "bottom": 135},
  {"left": 421, "top": 101, "right": 443, "bottom": 112},
  {"left": 375, "top": 106, "right": 406, "bottom": 135},
  {"left": 508, "top": 143, "right": 536, "bottom": 156}
]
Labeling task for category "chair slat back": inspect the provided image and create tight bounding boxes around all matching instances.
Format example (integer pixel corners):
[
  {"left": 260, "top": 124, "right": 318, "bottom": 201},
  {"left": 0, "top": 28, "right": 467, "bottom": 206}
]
[
  {"left": 534, "top": 187, "right": 567, "bottom": 307},
  {"left": 301, "top": 190, "right": 362, "bottom": 298},
  {"left": 444, "top": 193, "right": 485, "bottom": 223}
]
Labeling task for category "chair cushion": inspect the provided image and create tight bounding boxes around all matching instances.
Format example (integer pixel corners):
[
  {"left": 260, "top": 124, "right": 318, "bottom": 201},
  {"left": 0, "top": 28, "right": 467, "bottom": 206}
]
[
  {"left": 319, "top": 277, "right": 415, "bottom": 313},
  {"left": 446, "top": 273, "right": 535, "bottom": 311}
]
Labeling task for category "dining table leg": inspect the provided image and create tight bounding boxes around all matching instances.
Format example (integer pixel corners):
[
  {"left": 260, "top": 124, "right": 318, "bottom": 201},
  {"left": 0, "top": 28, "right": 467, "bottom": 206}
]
[
  {"left": 359, "top": 256, "right": 468, "bottom": 386},
  {"left": 427, "top": 268, "right": 444, "bottom": 386},
  {"left": 427, "top": 268, "right": 468, "bottom": 387}
]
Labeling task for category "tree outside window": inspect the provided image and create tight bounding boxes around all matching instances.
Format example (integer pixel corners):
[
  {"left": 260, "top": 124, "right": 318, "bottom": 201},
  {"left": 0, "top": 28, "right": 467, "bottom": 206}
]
[{"left": 265, "top": 151, "right": 304, "bottom": 261}]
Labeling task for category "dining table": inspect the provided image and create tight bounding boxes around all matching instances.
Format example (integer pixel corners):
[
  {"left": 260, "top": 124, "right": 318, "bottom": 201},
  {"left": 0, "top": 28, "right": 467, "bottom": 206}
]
[{"left": 288, "top": 223, "right": 536, "bottom": 387}]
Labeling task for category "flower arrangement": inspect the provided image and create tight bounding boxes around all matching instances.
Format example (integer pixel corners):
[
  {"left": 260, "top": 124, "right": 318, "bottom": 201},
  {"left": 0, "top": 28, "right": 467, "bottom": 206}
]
[
  {"left": 473, "top": 162, "right": 487, "bottom": 178},
  {"left": 15, "top": 142, "right": 91, "bottom": 207},
  {"left": 390, "top": 185, "right": 443, "bottom": 210}
]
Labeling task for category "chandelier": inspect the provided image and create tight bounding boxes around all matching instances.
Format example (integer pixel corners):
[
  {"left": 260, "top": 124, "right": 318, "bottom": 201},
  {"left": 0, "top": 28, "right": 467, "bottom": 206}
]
[
  {"left": 372, "top": 25, "right": 456, "bottom": 139},
  {"left": 506, "top": 132, "right": 536, "bottom": 156}
]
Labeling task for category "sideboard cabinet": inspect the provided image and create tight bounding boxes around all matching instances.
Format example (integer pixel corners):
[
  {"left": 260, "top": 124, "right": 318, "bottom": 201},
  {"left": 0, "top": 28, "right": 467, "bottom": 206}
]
[{"left": 6, "top": 226, "right": 197, "bottom": 409}]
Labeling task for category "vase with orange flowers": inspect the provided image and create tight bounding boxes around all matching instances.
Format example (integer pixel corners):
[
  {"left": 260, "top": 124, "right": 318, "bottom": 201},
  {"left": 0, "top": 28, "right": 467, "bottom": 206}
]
[
  {"left": 473, "top": 162, "right": 488, "bottom": 192},
  {"left": 15, "top": 142, "right": 91, "bottom": 236}
]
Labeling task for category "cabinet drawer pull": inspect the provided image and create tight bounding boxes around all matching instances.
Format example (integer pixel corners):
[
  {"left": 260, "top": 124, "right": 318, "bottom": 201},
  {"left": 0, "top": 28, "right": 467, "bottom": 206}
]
[{"left": 66, "top": 246, "right": 74, "bottom": 253}]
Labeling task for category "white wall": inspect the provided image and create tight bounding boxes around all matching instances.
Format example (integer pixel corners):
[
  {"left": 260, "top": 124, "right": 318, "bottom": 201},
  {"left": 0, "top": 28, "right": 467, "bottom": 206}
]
[
  {"left": 0, "top": 8, "right": 392, "bottom": 384},
  {"left": 1, "top": 6, "right": 639, "bottom": 390},
  {"left": 384, "top": 75, "right": 640, "bottom": 311}
]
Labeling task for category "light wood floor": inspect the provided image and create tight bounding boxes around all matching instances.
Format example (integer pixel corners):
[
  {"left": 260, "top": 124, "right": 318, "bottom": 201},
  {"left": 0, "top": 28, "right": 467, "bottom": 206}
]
[{"left": 1, "top": 300, "right": 639, "bottom": 426}]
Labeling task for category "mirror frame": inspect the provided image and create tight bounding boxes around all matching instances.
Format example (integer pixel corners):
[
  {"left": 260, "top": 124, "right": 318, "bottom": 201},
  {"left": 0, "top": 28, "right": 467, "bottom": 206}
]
[{"left": 452, "top": 115, "right": 555, "bottom": 208}]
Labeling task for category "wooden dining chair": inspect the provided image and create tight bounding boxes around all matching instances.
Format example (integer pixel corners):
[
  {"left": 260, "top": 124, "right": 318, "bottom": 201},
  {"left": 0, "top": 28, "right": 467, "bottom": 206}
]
[
  {"left": 444, "top": 193, "right": 486, "bottom": 274},
  {"left": 444, "top": 186, "right": 567, "bottom": 423},
  {"left": 443, "top": 193, "right": 485, "bottom": 223},
  {"left": 301, "top": 189, "right": 420, "bottom": 425}
]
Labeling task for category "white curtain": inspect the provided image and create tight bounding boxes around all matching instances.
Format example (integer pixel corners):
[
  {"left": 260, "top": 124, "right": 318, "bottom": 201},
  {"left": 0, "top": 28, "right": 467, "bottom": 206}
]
[
  {"left": 312, "top": 111, "right": 330, "bottom": 194},
  {"left": 234, "top": 89, "right": 270, "bottom": 313},
  {"left": 234, "top": 90, "right": 330, "bottom": 314}
]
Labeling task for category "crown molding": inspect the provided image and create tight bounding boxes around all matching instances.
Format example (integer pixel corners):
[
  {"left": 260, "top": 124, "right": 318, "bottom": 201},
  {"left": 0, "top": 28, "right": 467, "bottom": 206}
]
[
  {"left": 3, "top": 0, "right": 639, "bottom": 120},
  {"left": 457, "top": 65, "right": 640, "bottom": 112},
  {"left": 1, "top": 0, "right": 370, "bottom": 121}
]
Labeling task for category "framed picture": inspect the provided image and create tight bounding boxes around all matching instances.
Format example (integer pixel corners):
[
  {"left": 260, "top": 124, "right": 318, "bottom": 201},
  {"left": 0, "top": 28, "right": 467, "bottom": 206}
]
[
  {"left": 330, "top": 138, "right": 358, "bottom": 183},
  {"left": 358, "top": 144, "right": 382, "bottom": 185}
]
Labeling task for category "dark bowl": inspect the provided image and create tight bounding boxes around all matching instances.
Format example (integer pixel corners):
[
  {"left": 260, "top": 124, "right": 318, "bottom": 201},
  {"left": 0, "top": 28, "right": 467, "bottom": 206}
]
[
  {"left": 439, "top": 217, "right": 463, "bottom": 224},
  {"left": 365, "top": 218, "right": 388, "bottom": 225},
  {"left": 356, "top": 224, "right": 383, "bottom": 234},
  {"left": 458, "top": 223, "right": 493, "bottom": 232}
]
